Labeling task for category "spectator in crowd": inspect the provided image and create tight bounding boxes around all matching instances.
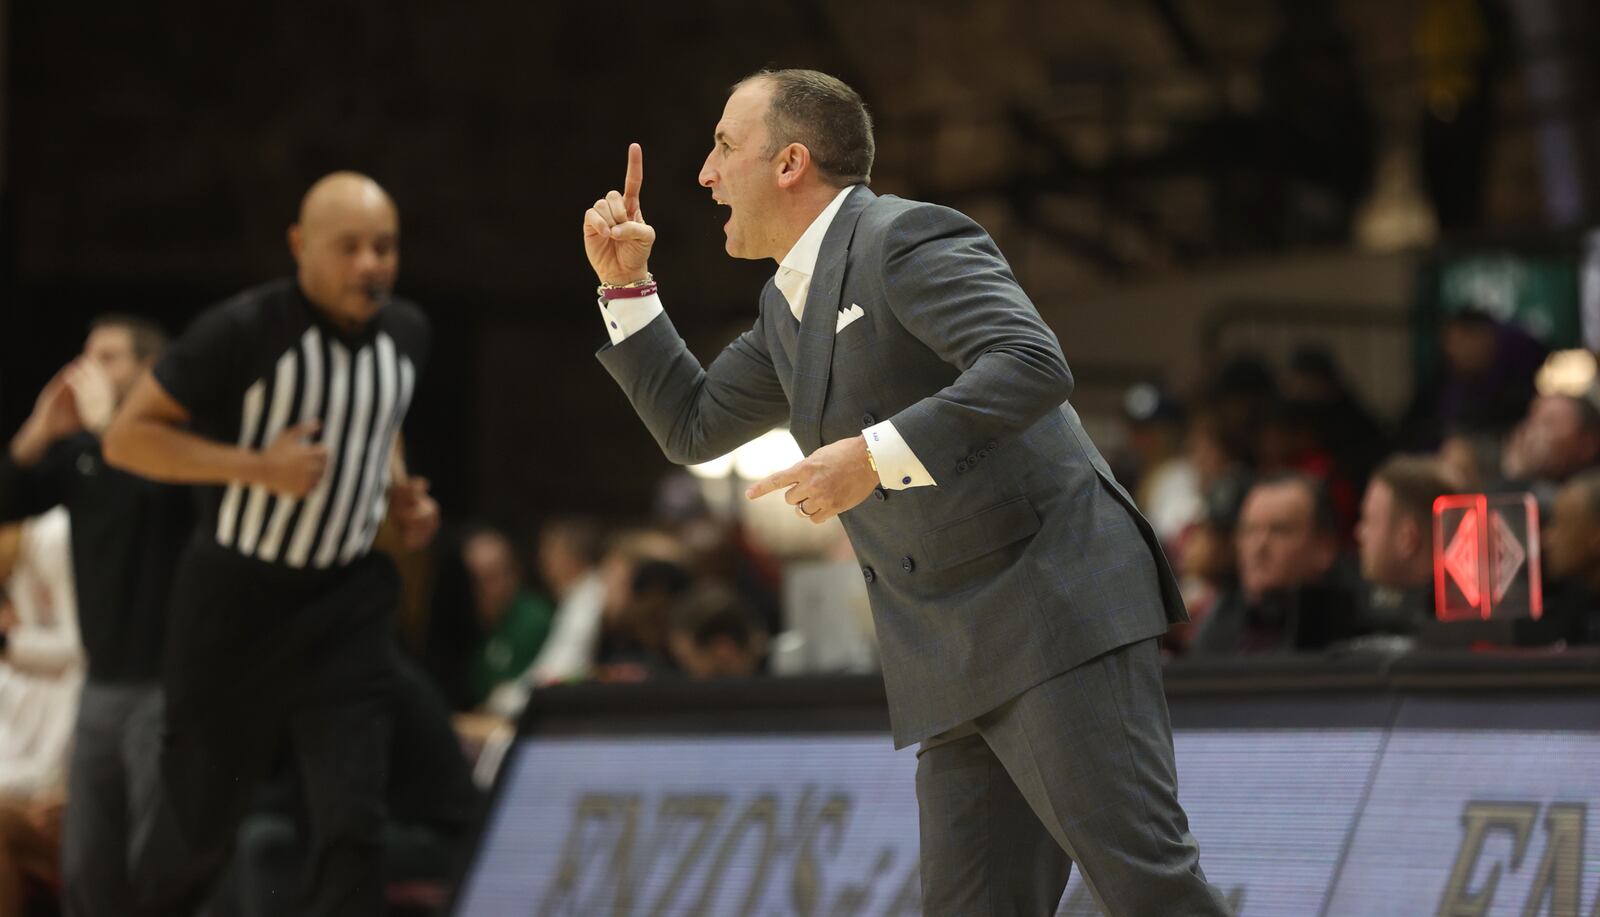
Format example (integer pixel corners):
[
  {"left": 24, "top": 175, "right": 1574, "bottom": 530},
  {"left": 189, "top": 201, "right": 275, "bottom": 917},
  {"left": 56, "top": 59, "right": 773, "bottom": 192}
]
[
  {"left": 1169, "top": 473, "right": 1250, "bottom": 655},
  {"left": 665, "top": 584, "right": 769, "bottom": 679},
  {"left": 210, "top": 652, "right": 481, "bottom": 916},
  {"left": 1535, "top": 469, "right": 1600, "bottom": 645},
  {"left": 1437, "top": 422, "right": 1506, "bottom": 491},
  {"left": 1283, "top": 344, "right": 1389, "bottom": 487},
  {"left": 0, "top": 511, "right": 81, "bottom": 802},
  {"left": 1190, "top": 473, "right": 1362, "bottom": 654},
  {"left": 1355, "top": 455, "right": 1461, "bottom": 633},
  {"left": 483, "top": 527, "right": 686, "bottom": 689},
  {"left": 596, "top": 553, "right": 694, "bottom": 683},
  {"left": 1204, "top": 355, "right": 1276, "bottom": 469},
  {"left": 594, "top": 531, "right": 688, "bottom": 619},
  {"left": 1500, "top": 391, "right": 1600, "bottom": 498},
  {"left": 1120, "top": 384, "right": 1203, "bottom": 551},
  {"left": 679, "top": 519, "right": 783, "bottom": 638},
  {"left": 1165, "top": 393, "right": 1260, "bottom": 656},
  {"left": 0, "top": 511, "right": 78, "bottom": 917},
  {"left": 462, "top": 527, "right": 554, "bottom": 707},
  {"left": 1400, "top": 310, "right": 1545, "bottom": 450},
  {"left": 1497, "top": 387, "right": 1600, "bottom": 634},
  {"left": 653, "top": 470, "right": 784, "bottom": 636},
  {"left": 1186, "top": 407, "right": 1250, "bottom": 493},
  {"left": 484, "top": 517, "right": 608, "bottom": 715},
  {"left": 1256, "top": 398, "right": 1360, "bottom": 539},
  {"left": 588, "top": 528, "right": 688, "bottom": 678},
  {"left": 0, "top": 315, "right": 188, "bottom": 917}
]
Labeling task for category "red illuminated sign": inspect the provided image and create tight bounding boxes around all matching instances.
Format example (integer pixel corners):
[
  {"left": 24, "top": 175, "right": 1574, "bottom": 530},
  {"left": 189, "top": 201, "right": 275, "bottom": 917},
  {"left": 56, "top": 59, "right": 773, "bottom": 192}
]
[{"left": 1433, "top": 493, "right": 1543, "bottom": 622}]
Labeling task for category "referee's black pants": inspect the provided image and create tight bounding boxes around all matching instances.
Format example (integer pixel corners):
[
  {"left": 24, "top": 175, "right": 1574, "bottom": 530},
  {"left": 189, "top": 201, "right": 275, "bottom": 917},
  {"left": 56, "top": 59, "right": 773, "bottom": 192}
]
[{"left": 132, "top": 540, "right": 401, "bottom": 917}]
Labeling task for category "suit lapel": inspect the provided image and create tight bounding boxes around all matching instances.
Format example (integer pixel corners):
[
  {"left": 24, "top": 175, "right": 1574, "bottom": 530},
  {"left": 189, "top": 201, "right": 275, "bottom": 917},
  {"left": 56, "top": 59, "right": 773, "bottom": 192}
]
[
  {"left": 767, "top": 282, "right": 799, "bottom": 363},
  {"left": 789, "top": 186, "right": 873, "bottom": 453}
]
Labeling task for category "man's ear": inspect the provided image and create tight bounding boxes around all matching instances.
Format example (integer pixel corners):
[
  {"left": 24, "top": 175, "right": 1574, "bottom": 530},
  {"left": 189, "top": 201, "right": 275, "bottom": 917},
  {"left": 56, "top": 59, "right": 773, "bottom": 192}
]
[
  {"left": 287, "top": 223, "right": 304, "bottom": 262},
  {"left": 775, "top": 142, "right": 811, "bottom": 188},
  {"left": 1397, "top": 516, "right": 1421, "bottom": 559}
]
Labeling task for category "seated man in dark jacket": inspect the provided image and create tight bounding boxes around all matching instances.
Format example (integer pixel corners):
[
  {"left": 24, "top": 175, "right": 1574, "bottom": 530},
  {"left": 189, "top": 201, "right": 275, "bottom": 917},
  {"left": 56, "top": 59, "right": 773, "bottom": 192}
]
[
  {"left": 1355, "top": 455, "right": 1462, "bottom": 634},
  {"left": 1191, "top": 472, "right": 1364, "bottom": 654}
]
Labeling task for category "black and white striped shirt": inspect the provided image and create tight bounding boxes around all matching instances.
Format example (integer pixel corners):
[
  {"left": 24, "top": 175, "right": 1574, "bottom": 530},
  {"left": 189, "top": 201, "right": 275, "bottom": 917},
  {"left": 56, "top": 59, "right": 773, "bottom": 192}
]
[{"left": 155, "top": 279, "right": 430, "bottom": 572}]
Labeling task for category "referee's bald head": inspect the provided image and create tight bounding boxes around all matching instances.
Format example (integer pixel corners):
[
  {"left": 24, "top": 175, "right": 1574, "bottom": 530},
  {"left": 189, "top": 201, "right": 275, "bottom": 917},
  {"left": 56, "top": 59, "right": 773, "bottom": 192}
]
[
  {"left": 289, "top": 172, "right": 400, "bottom": 330},
  {"left": 297, "top": 172, "right": 397, "bottom": 228}
]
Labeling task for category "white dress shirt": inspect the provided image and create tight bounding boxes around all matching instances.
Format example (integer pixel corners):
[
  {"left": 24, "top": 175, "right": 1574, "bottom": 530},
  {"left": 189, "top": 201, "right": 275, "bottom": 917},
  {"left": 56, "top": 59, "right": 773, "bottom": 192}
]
[{"left": 597, "top": 185, "right": 936, "bottom": 489}]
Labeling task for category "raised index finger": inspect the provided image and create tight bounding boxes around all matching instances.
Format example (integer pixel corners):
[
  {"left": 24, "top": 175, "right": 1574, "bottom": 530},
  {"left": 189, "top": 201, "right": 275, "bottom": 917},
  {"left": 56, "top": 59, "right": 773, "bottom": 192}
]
[{"left": 623, "top": 143, "right": 644, "bottom": 217}]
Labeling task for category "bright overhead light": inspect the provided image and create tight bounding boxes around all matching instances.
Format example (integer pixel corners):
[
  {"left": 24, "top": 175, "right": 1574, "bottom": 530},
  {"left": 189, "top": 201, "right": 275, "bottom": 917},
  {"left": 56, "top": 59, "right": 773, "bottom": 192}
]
[
  {"left": 1536, "top": 349, "right": 1598, "bottom": 398},
  {"left": 687, "top": 452, "right": 735, "bottom": 480},
  {"left": 687, "top": 429, "right": 803, "bottom": 481},
  {"left": 733, "top": 430, "right": 803, "bottom": 481}
]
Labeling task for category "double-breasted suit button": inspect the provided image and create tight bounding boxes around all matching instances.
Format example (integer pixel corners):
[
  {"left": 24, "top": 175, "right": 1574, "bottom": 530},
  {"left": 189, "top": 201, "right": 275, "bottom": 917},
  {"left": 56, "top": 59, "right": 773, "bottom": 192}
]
[
  {"left": 873, "top": 486, "right": 888, "bottom": 501},
  {"left": 956, "top": 461, "right": 969, "bottom": 474},
  {"left": 862, "top": 566, "right": 876, "bottom": 584},
  {"left": 861, "top": 413, "right": 876, "bottom": 427},
  {"left": 986, "top": 440, "right": 998, "bottom": 451},
  {"left": 966, "top": 453, "right": 979, "bottom": 465},
  {"left": 901, "top": 556, "right": 916, "bottom": 573}
]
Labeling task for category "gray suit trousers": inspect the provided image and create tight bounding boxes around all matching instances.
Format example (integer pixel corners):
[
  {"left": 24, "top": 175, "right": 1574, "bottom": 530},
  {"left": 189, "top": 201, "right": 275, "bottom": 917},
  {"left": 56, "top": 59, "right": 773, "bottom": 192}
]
[{"left": 916, "top": 640, "right": 1231, "bottom": 916}]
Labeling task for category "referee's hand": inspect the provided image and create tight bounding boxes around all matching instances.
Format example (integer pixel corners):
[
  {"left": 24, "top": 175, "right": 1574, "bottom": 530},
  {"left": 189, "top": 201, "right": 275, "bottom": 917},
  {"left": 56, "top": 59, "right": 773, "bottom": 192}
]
[{"left": 258, "top": 420, "right": 328, "bottom": 497}]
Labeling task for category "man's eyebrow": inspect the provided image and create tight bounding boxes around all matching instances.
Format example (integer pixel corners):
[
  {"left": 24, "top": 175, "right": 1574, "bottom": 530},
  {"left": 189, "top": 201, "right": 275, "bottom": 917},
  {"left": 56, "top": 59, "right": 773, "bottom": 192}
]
[{"left": 715, "top": 129, "right": 730, "bottom": 143}]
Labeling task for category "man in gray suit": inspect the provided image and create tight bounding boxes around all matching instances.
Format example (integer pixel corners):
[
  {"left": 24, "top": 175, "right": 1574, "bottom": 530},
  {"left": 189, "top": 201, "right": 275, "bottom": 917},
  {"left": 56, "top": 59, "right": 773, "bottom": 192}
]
[{"left": 582, "top": 69, "right": 1229, "bottom": 915}]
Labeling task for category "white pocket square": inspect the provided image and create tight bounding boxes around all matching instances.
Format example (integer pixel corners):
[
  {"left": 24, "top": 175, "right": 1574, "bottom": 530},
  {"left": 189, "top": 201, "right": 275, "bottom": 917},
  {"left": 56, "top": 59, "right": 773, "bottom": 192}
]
[{"left": 836, "top": 303, "right": 866, "bottom": 333}]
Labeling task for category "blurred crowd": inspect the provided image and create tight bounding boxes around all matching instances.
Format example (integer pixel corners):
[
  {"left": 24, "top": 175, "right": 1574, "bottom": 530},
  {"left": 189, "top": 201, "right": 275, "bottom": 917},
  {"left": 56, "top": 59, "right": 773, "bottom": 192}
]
[
  {"left": 414, "top": 507, "right": 783, "bottom": 718},
  {"left": 1117, "top": 314, "right": 1600, "bottom": 660}
]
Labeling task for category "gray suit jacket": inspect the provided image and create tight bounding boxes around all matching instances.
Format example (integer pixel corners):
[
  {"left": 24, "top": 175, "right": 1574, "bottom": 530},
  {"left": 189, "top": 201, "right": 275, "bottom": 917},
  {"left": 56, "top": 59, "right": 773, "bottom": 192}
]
[{"left": 598, "top": 186, "right": 1186, "bottom": 747}]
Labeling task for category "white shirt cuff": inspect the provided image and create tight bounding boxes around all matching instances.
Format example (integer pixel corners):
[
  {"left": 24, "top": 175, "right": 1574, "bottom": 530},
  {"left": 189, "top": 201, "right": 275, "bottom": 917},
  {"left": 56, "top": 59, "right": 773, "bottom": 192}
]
[
  {"left": 597, "top": 292, "right": 665, "bottom": 346},
  {"left": 864, "top": 420, "right": 937, "bottom": 489}
]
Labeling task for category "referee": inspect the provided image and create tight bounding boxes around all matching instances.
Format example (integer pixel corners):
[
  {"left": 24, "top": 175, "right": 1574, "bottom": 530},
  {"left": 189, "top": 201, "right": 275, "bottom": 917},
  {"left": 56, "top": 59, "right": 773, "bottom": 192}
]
[{"left": 104, "top": 172, "right": 439, "bottom": 915}]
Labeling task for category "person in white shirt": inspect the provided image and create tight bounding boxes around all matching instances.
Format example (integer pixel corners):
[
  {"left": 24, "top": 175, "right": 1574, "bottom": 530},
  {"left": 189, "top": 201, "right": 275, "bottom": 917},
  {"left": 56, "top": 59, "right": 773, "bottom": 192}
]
[
  {"left": 0, "top": 508, "right": 83, "bottom": 800},
  {"left": 484, "top": 517, "right": 606, "bottom": 715}
]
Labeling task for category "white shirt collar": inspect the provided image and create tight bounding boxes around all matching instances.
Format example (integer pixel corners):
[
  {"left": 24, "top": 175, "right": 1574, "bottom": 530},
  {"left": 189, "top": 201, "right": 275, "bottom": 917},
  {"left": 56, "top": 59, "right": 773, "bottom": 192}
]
[{"left": 774, "top": 185, "right": 857, "bottom": 319}]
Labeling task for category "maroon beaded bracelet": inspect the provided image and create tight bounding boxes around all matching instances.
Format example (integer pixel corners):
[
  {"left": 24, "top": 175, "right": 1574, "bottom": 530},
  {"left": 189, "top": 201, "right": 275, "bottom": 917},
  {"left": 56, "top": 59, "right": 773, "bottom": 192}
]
[{"left": 600, "top": 282, "right": 659, "bottom": 301}]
